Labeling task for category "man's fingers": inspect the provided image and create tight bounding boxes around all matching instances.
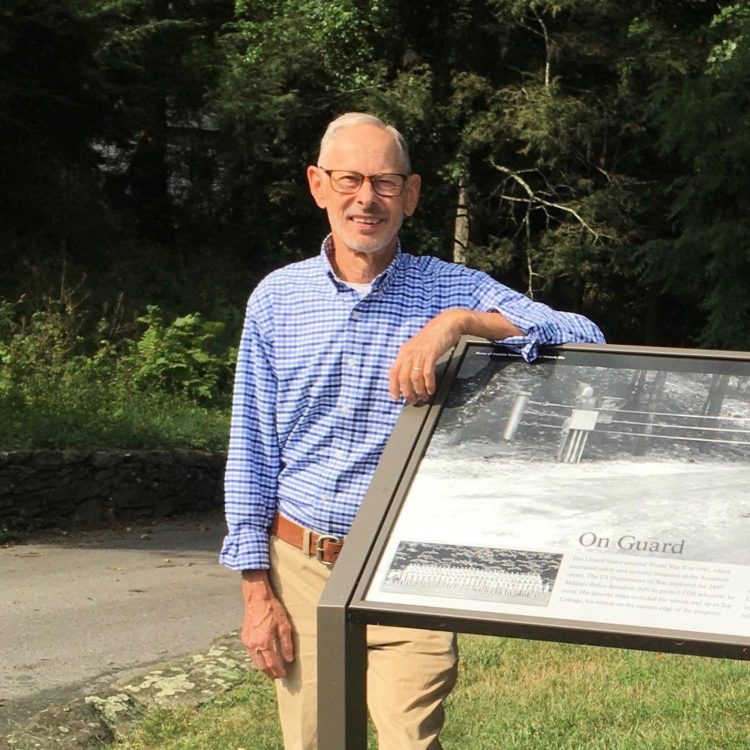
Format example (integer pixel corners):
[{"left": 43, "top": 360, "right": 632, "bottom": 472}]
[
  {"left": 252, "top": 644, "right": 287, "bottom": 679},
  {"left": 248, "top": 637, "right": 289, "bottom": 679},
  {"left": 414, "top": 357, "right": 437, "bottom": 396},
  {"left": 396, "top": 369, "right": 425, "bottom": 404},
  {"left": 423, "top": 367, "right": 437, "bottom": 396},
  {"left": 395, "top": 366, "right": 417, "bottom": 403},
  {"left": 388, "top": 357, "right": 436, "bottom": 403},
  {"left": 271, "top": 602, "right": 295, "bottom": 663},
  {"left": 409, "top": 366, "right": 428, "bottom": 401},
  {"left": 388, "top": 361, "right": 402, "bottom": 400},
  {"left": 278, "top": 629, "right": 295, "bottom": 662},
  {"left": 389, "top": 309, "right": 465, "bottom": 400}
]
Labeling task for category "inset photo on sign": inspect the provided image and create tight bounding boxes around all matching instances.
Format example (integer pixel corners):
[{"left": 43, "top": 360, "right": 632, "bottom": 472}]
[{"left": 381, "top": 541, "right": 562, "bottom": 607}]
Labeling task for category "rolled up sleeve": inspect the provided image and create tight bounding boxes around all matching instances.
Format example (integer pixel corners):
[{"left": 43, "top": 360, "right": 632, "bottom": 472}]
[{"left": 473, "top": 272, "right": 605, "bottom": 361}]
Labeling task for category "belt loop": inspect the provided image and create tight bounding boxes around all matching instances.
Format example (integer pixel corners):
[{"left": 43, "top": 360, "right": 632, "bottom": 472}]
[{"left": 302, "top": 527, "right": 312, "bottom": 556}]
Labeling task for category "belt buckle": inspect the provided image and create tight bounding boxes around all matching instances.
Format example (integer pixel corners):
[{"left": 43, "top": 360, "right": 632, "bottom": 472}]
[{"left": 315, "top": 534, "right": 342, "bottom": 562}]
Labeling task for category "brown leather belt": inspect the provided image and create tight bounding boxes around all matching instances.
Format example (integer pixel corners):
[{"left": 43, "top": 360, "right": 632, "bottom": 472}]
[{"left": 270, "top": 513, "right": 345, "bottom": 565}]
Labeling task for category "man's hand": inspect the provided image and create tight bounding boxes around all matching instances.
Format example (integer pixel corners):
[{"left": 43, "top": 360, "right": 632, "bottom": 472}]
[
  {"left": 240, "top": 570, "right": 294, "bottom": 679},
  {"left": 388, "top": 309, "right": 464, "bottom": 404},
  {"left": 388, "top": 309, "right": 522, "bottom": 404}
]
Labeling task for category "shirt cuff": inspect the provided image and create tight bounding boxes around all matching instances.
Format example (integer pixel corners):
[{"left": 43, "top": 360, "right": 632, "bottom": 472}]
[
  {"left": 497, "top": 331, "right": 542, "bottom": 362},
  {"left": 219, "top": 525, "right": 271, "bottom": 571}
]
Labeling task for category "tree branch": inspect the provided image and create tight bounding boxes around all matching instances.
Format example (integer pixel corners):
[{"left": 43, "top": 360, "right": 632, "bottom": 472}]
[{"left": 492, "top": 162, "right": 613, "bottom": 242}]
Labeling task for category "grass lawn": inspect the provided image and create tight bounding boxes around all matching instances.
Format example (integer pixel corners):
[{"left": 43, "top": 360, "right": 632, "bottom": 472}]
[{"left": 113, "top": 634, "right": 750, "bottom": 749}]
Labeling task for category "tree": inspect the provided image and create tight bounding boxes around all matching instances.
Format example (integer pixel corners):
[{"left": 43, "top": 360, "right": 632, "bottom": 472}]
[
  {"left": 2, "top": 0, "right": 744, "bottom": 352},
  {"left": 90, "top": 0, "right": 234, "bottom": 243},
  {"left": 0, "top": 0, "right": 110, "bottom": 294},
  {"left": 0, "top": 0, "right": 240, "bottom": 320},
  {"left": 645, "top": 1, "right": 750, "bottom": 349}
]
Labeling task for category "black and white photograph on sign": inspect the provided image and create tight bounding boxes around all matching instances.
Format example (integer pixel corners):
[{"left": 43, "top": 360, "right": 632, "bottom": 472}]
[
  {"left": 381, "top": 541, "right": 562, "bottom": 606},
  {"left": 366, "top": 346, "right": 750, "bottom": 639}
]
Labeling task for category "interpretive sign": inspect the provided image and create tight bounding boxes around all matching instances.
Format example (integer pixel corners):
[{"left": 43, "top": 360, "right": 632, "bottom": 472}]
[
  {"left": 317, "top": 340, "right": 750, "bottom": 748},
  {"left": 364, "top": 343, "right": 750, "bottom": 645}
]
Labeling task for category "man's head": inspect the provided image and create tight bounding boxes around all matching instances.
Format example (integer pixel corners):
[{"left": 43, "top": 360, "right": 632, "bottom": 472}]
[
  {"left": 317, "top": 113, "right": 412, "bottom": 173},
  {"left": 307, "top": 113, "right": 421, "bottom": 264}
]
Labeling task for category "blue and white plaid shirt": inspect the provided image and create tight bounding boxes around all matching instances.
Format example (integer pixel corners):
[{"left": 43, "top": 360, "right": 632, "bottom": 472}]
[{"left": 220, "top": 238, "right": 604, "bottom": 570}]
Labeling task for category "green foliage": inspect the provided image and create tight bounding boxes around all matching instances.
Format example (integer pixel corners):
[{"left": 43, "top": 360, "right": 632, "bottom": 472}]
[
  {"left": 0, "top": 296, "right": 231, "bottom": 451},
  {"left": 2, "top": 0, "right": 749, "bottom": 353},
  {"left": 0, "top": 384, "right": 229, "bottom": 452},
  {"left": 643, "top": 1, "right": 750, "bottom": 349},
  {"left": 130, "top": 305, "right": 234, "bottom": 404},
  {"left": 707, "top": 2, "right": 750, "bottom": 72},
  {"left": 210, "top": 0, "right": 396, "bottom": 268}
]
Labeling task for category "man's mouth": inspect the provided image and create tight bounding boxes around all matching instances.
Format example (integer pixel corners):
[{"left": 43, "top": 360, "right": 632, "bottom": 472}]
[{"left": 349, "top": 215, "right": 382, "bottom": 226}]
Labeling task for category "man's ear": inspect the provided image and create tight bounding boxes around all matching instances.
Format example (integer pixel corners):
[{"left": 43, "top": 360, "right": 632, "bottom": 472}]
[
  {"left": 307, "top": 165, "right": 328, "bottom": 208},
  {"left": 403, "top": 173, "right": 421, "bottom": 217}
]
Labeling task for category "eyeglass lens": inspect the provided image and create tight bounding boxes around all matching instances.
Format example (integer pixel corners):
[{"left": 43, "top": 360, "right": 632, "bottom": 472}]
[{"left": 326, "top": 170, "right": 405, "bottom": 197}]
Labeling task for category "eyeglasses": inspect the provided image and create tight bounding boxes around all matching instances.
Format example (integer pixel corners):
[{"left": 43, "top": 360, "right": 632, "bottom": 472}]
[{"left": 319, "top": 169, "right": 409, "bottom": 197}]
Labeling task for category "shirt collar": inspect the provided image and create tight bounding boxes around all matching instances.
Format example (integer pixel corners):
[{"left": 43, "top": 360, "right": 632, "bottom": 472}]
[{"left": 319, "top": 234, "right": 403, "bottom": 293}]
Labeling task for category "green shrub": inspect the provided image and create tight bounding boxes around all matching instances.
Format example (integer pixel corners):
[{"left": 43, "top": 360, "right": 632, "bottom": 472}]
[
  {"left": 0, "top": 297, "right": 233, "bottom": 450},
  {"left": 129, "top": 305, "right": 235, "bottom": 405},
  {"left": 0, "top": 385, "right": 229, "bottom": 451}
]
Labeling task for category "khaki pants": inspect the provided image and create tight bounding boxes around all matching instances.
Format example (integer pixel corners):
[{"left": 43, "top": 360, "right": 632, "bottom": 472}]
[{"left": 268, "top": 536, "right": 458, "bottom": 750}]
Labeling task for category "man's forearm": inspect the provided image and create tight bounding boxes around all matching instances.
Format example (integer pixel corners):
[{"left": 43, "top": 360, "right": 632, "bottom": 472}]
[
  {"left": 241, "top": 569, "right": 275, "bottom": 606},
  {"left": 453, "top": 309, "right": 523, "bottom": 341}
]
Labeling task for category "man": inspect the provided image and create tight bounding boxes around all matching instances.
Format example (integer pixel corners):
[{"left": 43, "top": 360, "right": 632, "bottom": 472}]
[{"left": 221, "top": 112, "right": 604, "bottom": 750}]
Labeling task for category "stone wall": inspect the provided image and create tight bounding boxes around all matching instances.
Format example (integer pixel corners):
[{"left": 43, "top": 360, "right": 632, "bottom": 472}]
[{"left": 0, "top": 450, "right": 227, "bottom": 530}]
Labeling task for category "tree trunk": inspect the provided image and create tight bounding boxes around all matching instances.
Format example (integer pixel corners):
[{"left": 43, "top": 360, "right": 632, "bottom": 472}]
[
  {"left": 453, "top": 176, "right": 470, "bottom": 264},
  {"left": 128, "top": 0, "right": 172, "bottom": 243}
]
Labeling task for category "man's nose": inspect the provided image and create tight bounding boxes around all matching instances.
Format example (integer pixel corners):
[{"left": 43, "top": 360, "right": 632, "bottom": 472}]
[{"left": 355, "top": 177, "right": 378, "bottom": 204}]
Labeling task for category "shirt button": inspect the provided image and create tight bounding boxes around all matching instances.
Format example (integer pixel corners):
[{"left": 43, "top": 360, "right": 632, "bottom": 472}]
[
  {"left": 347, "top": 358, "right": 356, "bottom": 367},
  {"left": 335, "top": 450, "right": 344, "bottom": 459},
  {"left": 341, "top": 405, "right": 350, "bottom": 415},
  {"left": 321, "top": 494, "right": 330, "bottom": 502},
  {"left": 351, "top": 311, "right": 361, "bottom": 320}
]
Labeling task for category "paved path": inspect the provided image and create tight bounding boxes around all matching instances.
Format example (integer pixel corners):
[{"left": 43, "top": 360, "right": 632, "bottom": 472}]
[{"left": 0, "top": 512, "right": 242, "bottom": 737}]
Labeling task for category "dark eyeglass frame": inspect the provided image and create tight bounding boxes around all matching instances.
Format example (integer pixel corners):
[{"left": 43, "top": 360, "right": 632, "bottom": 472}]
[{"left": 319, "top": 168, "right": 409, "bottom": 197}]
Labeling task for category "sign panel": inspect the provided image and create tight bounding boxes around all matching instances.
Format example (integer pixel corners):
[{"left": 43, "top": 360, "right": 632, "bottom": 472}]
[{"left": 360, "top": 343, "right": 750, "bottom": 649}]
